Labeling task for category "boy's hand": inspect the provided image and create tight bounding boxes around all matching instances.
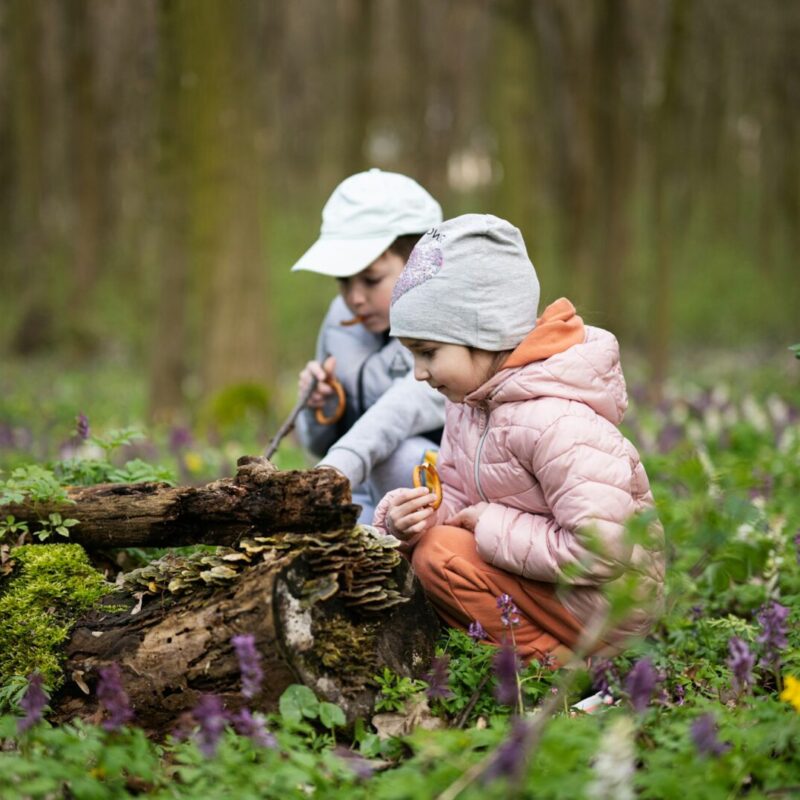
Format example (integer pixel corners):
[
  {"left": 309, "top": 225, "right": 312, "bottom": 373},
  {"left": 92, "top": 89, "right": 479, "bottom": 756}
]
[
  {"left": 445, "top": 503, "right": 488, "bottom": 532},
  {"left": 385, "top": 487, "right": 439, "bottom": 540},
  {"left": 299, "top": 356, "right": 337, "bottom": 409}
]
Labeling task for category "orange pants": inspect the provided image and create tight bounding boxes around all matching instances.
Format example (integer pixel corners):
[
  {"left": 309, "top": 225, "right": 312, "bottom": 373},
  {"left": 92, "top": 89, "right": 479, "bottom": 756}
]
[{"left": 411, "top": 526, "right": 583, "bottom": 666}]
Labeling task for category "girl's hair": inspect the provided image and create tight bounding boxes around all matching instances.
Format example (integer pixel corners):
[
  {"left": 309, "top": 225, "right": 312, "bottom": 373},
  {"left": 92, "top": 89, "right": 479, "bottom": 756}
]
[
  {"left": 388, "top": 233, "right": 425, "bottom": 263},
  {"left": 490, "top": 349, "right": 514, "bottom": 376},
  {"left": 468, "top": 347, "right": 514, "bottom": 379}
]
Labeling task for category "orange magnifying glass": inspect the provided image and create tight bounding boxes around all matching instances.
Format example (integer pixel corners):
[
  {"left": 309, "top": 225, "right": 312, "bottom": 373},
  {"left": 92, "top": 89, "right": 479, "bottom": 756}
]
[
  {"left": 412, "top": 462, "right": 443, "bottom": 510},
  {"left": 314, "top": 376, "right": 346, "bottom": 425}
]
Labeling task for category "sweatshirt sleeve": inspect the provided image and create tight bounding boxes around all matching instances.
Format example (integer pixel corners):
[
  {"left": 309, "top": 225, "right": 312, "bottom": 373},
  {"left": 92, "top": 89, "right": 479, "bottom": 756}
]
[
  {"left": 318, "top": 373, "right": 445, "bottom": 485},
  {"left": 473, "top": 414, "right": 637, "bottom": 585},
  {"left": 294, "top": 306, "right": 342, "bottom": 459}
]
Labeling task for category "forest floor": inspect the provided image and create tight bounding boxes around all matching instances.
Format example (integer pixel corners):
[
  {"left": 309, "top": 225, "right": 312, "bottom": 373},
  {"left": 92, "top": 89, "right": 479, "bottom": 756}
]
[{"left": 0, "top": 351, "right": 799, "bottom": 799}]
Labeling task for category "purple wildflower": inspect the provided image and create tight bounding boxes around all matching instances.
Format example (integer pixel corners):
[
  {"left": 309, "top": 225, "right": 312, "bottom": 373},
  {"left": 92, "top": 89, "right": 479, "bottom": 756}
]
[
  {"left": 657, "top": 423, "right": 684, "bottom": 453},
  {"left": 230, "top": 708, "right": 277, "bottom": 749},
  {"left": 590, "top": 658, "right": 619, "bottom": 697},
  {"left": 0, "top": 423, "right": 14, "bottom": 449},
  {"left": 169, "top": 426, "right": 193, "bottom": 453},
  {"left": 423, "top": 655, "right": 454, "bottom": 701},
  {"left": 333, "top": 745, "right": 374, "bottom": 780},
  {"left": 482, "top": 717, "right": 534, "bottom": 784},
  {"left": 231, "top": 634, "right": 264, "bottom": 700},
  {"left": 689, "top": 605, "right": 704, "bottom": 621},
  {"left": 76, "top": 412, "right": 90, "bottom": 440},
  {"left": 193, "top": 694, "right": 228, "bottom": 757},
  {"left": 625, "top": 657, "right": 659, "bottom": 713},
  {"left": 727, "top": 637, "right": 755, "bottom": 694},
  {"left": 493, "top": 639, "right": 521, "bottom": 707},
  {"left": 690, "top": 713, "right": 730, "bottom": 758},
  {"left": 673, "top": 683, "right": 685, "bottom": 706},
  {"left": 17, "top": 672, "right": 48, "bottom": 734},
  {"left": 756, "top": 601, "right": 789, "bottom": 669},
  {"left": 468, "top": 620, "right": 487, "bottom": 642},
  {"left": 496, "top": 594, "right": 520, "bottom": 628},
  {"left": 97, "top": 663, "right": 134, "bottom": 731}
]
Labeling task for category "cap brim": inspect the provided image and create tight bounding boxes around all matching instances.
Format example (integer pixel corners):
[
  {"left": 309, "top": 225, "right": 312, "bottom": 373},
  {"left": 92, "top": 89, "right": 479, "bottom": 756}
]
[{"left": 291, "top": 235, "right": 396, "bottom": 277}]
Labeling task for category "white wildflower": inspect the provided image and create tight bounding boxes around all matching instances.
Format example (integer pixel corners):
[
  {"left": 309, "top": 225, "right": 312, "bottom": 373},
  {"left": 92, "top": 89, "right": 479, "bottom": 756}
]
[
  {"left": 766, "top": 394, "right": 789, "bottom": 427},
  {"left": 741, "top": 395, "right": 769, "bottom": 433},
  {"left": 586, "top": 715, "right": 636, "bottom": 800}
]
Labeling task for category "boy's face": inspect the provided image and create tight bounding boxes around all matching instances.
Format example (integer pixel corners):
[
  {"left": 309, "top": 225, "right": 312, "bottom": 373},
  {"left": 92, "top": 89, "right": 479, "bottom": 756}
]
[
  {"left": 400, "top": 338, "right": 498, "bottom": 403},
  {"left": 337, "top": 251, "right": 406, "bottom": 334}
]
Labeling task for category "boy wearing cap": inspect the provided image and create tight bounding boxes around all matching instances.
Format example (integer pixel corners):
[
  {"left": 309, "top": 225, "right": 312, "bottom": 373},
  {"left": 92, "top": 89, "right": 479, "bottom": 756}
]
[{"left": 291, "top": 169, "right": 445, "bottom": 522}]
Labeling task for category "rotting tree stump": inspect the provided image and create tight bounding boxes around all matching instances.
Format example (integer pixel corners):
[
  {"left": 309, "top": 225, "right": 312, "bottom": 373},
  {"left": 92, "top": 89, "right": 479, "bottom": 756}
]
[
  {"left": 6, "top": 456, "right": 360, "bottom": 548},
  {"left": 52, "top": 529, "right": 440, "bottom": 737},
  {"left": 21, "top": 457, "right": 442, "bottom": 736}
]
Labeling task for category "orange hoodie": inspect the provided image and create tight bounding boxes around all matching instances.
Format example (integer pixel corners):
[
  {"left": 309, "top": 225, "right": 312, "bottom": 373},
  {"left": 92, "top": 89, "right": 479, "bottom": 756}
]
[{"left": 502, "top": 297, "right": 585, "bottom": 369}]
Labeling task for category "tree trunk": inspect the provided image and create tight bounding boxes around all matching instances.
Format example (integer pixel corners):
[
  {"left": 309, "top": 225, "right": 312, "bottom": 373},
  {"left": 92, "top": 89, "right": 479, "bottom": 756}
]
[
  {"left": 6, "top": 458, "right": 359, "bottom": 549},
  {"left": 179, "top": 0, "right": 272, "bottom": 397},
  {"left": 148, "top": 0, "right": 190, "bottom": 424},
  {"left": 64, "top": 0, "right": 104, "bottom": 343},
  {"left": 648, "top": 0, "right": 689, "bottom": 402},
  {"left": 50, "top": 512, "right": 439, "bottom": 738}
]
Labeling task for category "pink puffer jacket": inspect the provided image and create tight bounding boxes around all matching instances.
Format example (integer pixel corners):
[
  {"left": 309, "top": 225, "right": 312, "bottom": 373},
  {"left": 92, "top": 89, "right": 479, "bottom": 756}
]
[{"left": 375, "top": 300, "right": 665, "bottom": 641}]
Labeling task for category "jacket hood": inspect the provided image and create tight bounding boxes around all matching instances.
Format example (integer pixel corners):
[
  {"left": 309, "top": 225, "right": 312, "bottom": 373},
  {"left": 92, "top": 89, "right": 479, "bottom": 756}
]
[
  {"left": 502, "top": 297, "right": 585, "bottom": 368},
  {"left": 467, "top": 300, "right": 628, "bottom": 425}
]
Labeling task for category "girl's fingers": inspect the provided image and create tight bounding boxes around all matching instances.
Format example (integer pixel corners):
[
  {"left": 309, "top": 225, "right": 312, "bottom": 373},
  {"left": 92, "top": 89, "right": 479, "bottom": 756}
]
[
  {"left": 397, "top": 488, "right": 438, "bottom": 514},
  {"left": 407, "top": 517, "right": 433, "bottom": 535},
  {"left": 404, "top": 506, "right": 434, "bottom": 526},
  {"left": 395, "top": 505, "right": 434, "bottom": 532}
]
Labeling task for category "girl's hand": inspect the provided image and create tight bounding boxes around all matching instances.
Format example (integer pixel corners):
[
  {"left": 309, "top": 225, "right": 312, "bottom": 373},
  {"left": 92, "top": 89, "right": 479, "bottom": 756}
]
[
  {"left": 299, "top": 356, "right": 337, "bottom": 409},
  {"left": 385, "top": 487, "right": 439, "bottom": 541},
  {"left": 445, "top": 503, "right": 489, "bottom": 532}
]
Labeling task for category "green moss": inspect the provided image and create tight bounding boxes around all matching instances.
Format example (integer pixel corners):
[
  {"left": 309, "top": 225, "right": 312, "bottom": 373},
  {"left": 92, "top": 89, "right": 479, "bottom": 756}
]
[
  {"left": 313, "top": 613, "right": 378, "bottom": 680},
  {"left": 0, "top": 544, "right": 112, "bottom": 689}
]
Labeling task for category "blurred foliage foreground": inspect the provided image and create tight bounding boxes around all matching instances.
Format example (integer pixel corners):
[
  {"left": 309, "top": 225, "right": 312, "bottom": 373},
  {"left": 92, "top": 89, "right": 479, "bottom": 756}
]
[{"left": 0, "top": 357, "right": 799, "bottom": 799}]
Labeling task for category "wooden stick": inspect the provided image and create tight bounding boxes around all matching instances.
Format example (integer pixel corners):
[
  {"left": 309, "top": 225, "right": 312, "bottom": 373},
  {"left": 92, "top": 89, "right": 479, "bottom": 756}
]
[{"left": 264, "top": 381, "right": 317, "bottom": 461}]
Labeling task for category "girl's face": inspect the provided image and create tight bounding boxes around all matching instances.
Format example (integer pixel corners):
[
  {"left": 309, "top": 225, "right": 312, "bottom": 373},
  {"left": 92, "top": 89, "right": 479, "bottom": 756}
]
[
  {"left": 400, "top": 339, "right": 498, "bottom": 403},
  {"left": 337, "top": 251, "right": 406, "bottom": 334}
]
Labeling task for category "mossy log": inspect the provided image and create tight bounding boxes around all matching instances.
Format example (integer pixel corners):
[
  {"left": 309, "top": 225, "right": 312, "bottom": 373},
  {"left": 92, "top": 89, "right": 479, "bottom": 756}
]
[
  {"left": 51, "top": 528, "right": 440, "bottom": 737},
  {"left": 6, "top": 457, "right": 360, "bottom": 548}
]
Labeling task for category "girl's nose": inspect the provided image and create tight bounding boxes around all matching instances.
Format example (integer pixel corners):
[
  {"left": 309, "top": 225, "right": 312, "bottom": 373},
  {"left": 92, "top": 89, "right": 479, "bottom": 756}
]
[{"left": 414, "top": 362, "right": 429, "bottom": 382}]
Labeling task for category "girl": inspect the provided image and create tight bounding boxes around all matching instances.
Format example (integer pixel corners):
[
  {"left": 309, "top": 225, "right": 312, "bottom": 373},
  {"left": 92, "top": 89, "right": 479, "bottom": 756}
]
[
  {"left": 374, "top": 214, "right": 664, "bottom": 665},
  {"left": 291, "top": 169, "right": 445, "bottom": 522}
]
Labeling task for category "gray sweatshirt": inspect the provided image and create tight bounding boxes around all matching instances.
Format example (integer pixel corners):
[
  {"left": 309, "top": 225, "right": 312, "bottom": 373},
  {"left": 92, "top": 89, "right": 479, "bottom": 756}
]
[{"left": 296, "top": 296, "right": 445, "bottom": 485}]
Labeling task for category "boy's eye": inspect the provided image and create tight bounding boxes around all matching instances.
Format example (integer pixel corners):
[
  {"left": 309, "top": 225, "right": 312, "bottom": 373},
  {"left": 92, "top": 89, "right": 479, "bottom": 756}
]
[{"left": 363, "top": 277, "right": 381, "bottom": 287}]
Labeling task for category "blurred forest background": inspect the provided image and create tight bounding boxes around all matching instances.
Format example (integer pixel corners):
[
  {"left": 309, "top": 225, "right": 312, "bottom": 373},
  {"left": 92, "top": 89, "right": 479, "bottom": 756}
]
[{"left": 1, "top": 0, "right": 798, "bottom": 433}]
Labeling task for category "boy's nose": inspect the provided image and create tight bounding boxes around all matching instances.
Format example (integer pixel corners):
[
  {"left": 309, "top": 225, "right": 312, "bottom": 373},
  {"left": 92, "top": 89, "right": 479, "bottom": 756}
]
[{"left": 346, "top": 287, "right": 366, "bottom": 308}]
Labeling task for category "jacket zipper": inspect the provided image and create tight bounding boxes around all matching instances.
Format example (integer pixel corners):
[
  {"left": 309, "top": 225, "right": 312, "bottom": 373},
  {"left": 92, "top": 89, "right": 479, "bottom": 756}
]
[{"left": 473, "top": 404, "right": 490, "bottom": 502}]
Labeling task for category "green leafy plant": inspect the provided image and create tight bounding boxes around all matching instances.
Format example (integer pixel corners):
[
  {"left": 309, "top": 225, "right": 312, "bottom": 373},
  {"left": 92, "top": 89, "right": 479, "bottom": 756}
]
[
  {"left": 373, "top": 667, "right": 427, "bottom": 713},
  {"left": 0, "top": 515, "right": 29, "bottom": 540},
  {"left": 0, "top": 465, "right": 73, "bottom": 507},
  {"left": 31, "top": 512, "right": 79, "bottom": 542},
  {"left": 277, "top": 684, "right": 347, "bottom": 746}
]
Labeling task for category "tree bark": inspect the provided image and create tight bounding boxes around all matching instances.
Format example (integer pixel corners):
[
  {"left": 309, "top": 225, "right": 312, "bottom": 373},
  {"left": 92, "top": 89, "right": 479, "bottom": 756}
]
[
  {"left": 50, "top": 517, "right": 439, "bottom": 737},
  {"left": 6, "top": 457, "right": 360, "bottom": 549}
]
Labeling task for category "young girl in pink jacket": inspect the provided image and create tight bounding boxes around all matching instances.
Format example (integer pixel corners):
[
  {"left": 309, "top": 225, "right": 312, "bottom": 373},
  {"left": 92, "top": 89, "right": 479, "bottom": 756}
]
[{"left": 373, "top": 214, "right": 664, "bottom": 665}]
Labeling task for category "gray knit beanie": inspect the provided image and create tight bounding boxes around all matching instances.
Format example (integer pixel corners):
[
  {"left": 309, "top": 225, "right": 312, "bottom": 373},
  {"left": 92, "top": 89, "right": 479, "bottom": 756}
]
[{"left": 390, "top": 214, "right": 540, "bottom": 351}]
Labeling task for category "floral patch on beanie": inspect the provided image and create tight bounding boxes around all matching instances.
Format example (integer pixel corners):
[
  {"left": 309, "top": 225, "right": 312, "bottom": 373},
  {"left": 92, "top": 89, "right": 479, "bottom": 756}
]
[{"left": 391, "top": 237, "right": 443, "bottom": 305}]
